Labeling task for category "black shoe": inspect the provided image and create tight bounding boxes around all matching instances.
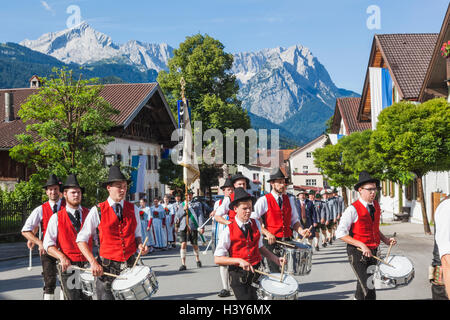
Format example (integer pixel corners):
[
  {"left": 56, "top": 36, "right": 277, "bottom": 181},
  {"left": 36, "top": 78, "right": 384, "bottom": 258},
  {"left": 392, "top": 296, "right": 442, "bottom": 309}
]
[
  {"left": 179, "top": 265, "right": 187, "bottom": 271},
  {"left": 322, "top": 242, "right": 327, "bottom": 248},
  {"left": 315, "top": 246, "right": 319, "bottom": 252},
  {"left": 329, "top": 239, "right": 333, "bottom": 245},
  {"left": 333, "top": 236, "right": 336, "bottom": 241},
  {"left": 218, "top": 289, "right": 231, "bottom": 298},
  {"left": 197, "top": 261, "right": 202, "bottom": 268}
]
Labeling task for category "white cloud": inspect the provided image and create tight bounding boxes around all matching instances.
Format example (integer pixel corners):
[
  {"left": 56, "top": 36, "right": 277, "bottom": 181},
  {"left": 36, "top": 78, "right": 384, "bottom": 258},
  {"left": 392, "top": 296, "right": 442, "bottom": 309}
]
[{"left": 41, "top": 1, "right": 56, "bottom": 15}]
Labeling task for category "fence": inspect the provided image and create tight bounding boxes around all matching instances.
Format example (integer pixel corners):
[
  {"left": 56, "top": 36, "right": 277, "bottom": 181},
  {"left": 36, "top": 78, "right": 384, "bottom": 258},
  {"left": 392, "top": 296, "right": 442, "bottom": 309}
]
[{"left": 0, "top": 201, "right": 41, "bottom": 238}]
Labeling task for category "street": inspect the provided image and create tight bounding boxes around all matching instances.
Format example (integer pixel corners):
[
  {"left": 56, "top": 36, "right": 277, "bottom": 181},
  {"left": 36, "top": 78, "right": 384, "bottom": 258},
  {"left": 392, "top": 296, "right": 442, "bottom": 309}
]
[{"left": 0, "top": 221, "right": 434, "bottom": 300}]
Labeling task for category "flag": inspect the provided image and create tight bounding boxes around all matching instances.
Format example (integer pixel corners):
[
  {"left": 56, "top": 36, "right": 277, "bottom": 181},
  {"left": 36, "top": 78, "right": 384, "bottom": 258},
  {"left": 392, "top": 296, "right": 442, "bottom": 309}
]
[{"left": 178, "top": 99, "right": 200, "bottom": 188}]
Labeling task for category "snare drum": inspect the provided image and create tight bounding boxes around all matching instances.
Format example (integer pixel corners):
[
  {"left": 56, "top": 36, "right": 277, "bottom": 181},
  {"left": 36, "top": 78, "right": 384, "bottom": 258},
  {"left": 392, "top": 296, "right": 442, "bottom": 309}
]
[
  {"left": 112, "top": 265, "right": 159, "bottom": 300},
  {"left": 257, "top": 273, "right": 299, "bottom": 300},
  {"left": 80, "top": 271, "right": 95, "bottom": 297},
  {"left": 377, "top": 255, "right": 414, "bottom": 288},
  {"left": 282, "top": 241, "right": 313, "bottom": 276}
]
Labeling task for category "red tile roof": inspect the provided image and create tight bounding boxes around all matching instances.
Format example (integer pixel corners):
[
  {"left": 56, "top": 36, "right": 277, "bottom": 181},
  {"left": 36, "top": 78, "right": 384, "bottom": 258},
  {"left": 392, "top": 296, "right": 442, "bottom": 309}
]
[
  {"left": 333, "top": 97, "right": 371, "bottom": 134},
  {"left": 0, "top": 83, "right": 173, "bottom": 149}
]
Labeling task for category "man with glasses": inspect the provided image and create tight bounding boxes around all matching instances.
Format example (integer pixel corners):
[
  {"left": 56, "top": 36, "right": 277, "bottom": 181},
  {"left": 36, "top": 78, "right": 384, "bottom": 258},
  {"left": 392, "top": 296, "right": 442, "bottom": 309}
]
[{"left": 336, "top": 171, "right": 396, "bottom": 300}]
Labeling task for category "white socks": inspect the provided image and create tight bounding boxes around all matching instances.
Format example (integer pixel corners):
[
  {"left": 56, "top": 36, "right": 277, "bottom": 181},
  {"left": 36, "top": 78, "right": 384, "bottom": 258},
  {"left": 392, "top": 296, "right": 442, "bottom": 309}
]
[
  {"left": 180, "top": 248, "right": 187, "bottom": 259},
  {"left": 43, "top": 293, "right": 54, "bottom": 300},
  {"left": 219, "top": 266, "right": 230, "bottom": 290}
]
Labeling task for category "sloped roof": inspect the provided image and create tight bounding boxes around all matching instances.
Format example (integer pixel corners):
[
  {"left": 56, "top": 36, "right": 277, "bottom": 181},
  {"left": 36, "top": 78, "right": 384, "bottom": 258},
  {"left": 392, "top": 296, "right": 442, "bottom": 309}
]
[
  {"left": 0, "top": 83, "right": 176, "bottom": 149},
  {"left": 331, "top": 97, "right": 371, "bottom": 134},
  {"left": 289, "top": 134, "right": 327, "bottom": 159}
]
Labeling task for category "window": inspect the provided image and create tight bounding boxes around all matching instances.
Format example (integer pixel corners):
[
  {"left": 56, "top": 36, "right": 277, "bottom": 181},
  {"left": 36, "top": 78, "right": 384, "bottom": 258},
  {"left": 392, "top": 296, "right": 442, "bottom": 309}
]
[
  {"left": 303, "top": 166, "right": 308, "bottom": 174},
  {"left": 253, "top": 173, "right": 259, "bottom": 181},
  {"left": 306, "top": 152, "right": 312, "bottom": 158},
  {"left": 306, "top": 179, "right": 316, "bottom": 186}
]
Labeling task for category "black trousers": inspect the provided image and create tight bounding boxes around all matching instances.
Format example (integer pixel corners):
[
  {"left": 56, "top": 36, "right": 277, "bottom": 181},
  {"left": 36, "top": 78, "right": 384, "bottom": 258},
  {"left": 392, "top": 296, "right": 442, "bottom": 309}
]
[
  {"left": 347, "top": 245, "right": 378, "bottom": 300},
  {"left": 57, "top": 261, "right": 92, "bottom": 300},
  {"left": 431, "top": 283, "right": 448, "bottom": 300},
  {"left": 41, "top": 253, "right": 57, "bottom": 294},
  {"left": 95, "top": 255, "right": 137, "bottom": 300},
  {"left": 228, "top": 263, "right": 262, "bottom": 300}
]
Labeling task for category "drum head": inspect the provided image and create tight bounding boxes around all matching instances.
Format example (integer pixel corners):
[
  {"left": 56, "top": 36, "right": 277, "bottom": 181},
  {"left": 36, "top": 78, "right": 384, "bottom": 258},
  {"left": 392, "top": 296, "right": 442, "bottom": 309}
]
[
  {"left": 379, "top": 255, "right": 413, "bottom": 278},
  {"left": 112, "top": 265, "right": 151, "bottom": 291},
  {"left": 260, "top": 273, "right": 298, "bottom": 296},
  {"left": 290, "top": 240, "right": 312, "bottom": 250}
]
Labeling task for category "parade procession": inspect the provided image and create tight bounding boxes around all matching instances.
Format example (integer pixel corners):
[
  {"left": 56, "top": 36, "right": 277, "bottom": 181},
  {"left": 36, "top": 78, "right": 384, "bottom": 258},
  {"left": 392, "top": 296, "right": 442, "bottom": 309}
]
[{"left": 0, "top": 0, "right": 450, "bottom": 307}]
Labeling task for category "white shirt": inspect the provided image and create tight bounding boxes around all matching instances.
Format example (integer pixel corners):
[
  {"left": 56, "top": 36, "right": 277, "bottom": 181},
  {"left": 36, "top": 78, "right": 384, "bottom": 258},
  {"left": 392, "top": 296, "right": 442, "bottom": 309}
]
[
  {"left": 250, "top": 190, "right": 300, "bottom": 228},
  {"left": 435, "top": 199, "right": 450, "bottom": 259},
  {"left": 21, "top": 199, "right": 63, "bottom": 233},
  {"left": 76, "top": 197, "right": 142, "bottom": 244},
  {"left": 214, "top": 217, "right": 263, "bottom": 257},
  {"left": 336, "top": 198, "right": 373, "bottom": 239},
  {"left": 215, "top": 196, "right": 231, "bottom": 217},
  {"left": 43, "top": 205, "right": 83, "bottom": 251}
]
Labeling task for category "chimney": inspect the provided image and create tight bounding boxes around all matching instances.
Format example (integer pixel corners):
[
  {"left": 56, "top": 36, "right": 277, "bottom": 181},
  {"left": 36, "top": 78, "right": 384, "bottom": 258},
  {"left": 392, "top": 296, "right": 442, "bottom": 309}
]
[{"left": 5, "top": 92, "right": 14, "bottom": 122}]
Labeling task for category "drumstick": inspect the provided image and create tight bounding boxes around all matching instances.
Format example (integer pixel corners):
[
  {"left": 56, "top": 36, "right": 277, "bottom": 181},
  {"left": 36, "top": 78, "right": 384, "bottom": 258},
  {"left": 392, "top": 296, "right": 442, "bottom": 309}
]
[
  {"left": 385, "top": 232, "right": 396, "bottom": 262},
  {"left": 253, "top": 269, "right": 283, "bottom": 281},
  {"left": 132, "top": 236, "right": 149, "bottom": 269},
  {"left": 280, "top": 252, "right": 287, "bottom": 283},
  {"left": 202, "top": 239, "right": 213, "bottom": 255},
  {"left": 264, "top": 238, "right": 296, "bottom": 248},
  {"left": 356, "top": 248, "right": 395, "bottom": 268},
  {"left": 198, "top": 216, "right": 213, "bottom": 230},
  {"left": 71, "top": 266, "right": 127, "bottom": 279}
]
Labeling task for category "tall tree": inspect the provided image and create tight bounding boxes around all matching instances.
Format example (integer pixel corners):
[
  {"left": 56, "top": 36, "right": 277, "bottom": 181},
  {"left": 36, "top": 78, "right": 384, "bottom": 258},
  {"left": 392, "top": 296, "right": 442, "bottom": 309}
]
[
  {"left": 370, "top": 99, "right": 450, "bottom": 234},
  {"left": 157, "top": 34, "right": 251, "bottom": 192},
  {"left": 9, "top": 67, "right": 119, "bottom": 206}
]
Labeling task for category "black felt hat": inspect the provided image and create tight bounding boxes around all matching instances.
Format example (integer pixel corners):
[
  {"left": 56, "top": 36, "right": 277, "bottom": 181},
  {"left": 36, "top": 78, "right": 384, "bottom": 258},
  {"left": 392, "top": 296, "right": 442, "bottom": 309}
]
[
  {"left": 354, "top": 171, "right": 380, "bottom": 191},
  {"left": 63, "top": 174, "right": 84, "bottom": 193},
  {"left": 267, "top": 167, "right": 286, "bottom": 182},
  {"left": 102, "top": 165, "right": 131, "bottom": 187},
  {"left": 220, "top": 178, "right": 234, "bottom": 190},
  {"left": 230, "top": 172, "right": 250, "bottom": 186},
  {"left": 43, "top": 174, "right": 62, "bottom": 190},
  {"left": 229, "top": 187, "right": 254, "bottom": 209},
  {"left": 308, "top": 189, "right": 316, "bottom": 196}
]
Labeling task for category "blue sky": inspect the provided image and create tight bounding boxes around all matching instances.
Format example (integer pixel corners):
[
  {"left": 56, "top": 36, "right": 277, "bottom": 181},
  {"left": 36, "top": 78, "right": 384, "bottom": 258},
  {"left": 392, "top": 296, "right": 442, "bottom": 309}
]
[{"left": 0, "top": 0, "right": 448, "bottom": 93}]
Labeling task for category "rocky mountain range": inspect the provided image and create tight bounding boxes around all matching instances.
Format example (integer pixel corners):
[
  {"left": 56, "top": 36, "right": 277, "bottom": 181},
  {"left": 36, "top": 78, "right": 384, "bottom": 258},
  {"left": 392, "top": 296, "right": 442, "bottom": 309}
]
[{"left": 10, "top": 21, "right": 359, "bottom": 146}]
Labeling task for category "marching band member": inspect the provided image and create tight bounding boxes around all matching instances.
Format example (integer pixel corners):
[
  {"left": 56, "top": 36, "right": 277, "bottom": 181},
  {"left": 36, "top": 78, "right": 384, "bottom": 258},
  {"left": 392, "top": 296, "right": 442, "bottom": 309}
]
[
  {"left": 76, "top": 165, "right": 148, "bottom": 300},
  {"left": 139, "top": 198, "right": 154, "bottom": 253},
  {"left": 313, "top": 192, "right": 329, "bottom": 249},
  {"left": 43, "top": 174, "right": 92, "bottom": 300},
  {"left": 21, "top": 174, "right": 65, "bottom": 300},
  {"left": 252, "top": 168, "right": 311, "bottom": 273},
  {"left": 175, "top": 190, "right": 204, "bottom": 271},
  {"left": 212, "top": 178, "right": 234, "bottom": 298},
  {"left": 336, "top": 171, "right": 396, "bottom": 300},
  {"left": 296, "top": 189, "right": 317, "bottom": 247},
  {"left": 214, "top": 187, "right": 285, "bottom": 300},
  {"left": 163, "top": 194, "right": 176, "bottom": 249}
]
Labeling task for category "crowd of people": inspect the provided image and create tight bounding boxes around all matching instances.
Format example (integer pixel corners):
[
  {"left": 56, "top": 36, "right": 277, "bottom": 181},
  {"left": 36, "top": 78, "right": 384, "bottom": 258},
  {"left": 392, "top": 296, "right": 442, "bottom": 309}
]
[{"left": 19, "top": 165, "right": 450, "bottom": 300}]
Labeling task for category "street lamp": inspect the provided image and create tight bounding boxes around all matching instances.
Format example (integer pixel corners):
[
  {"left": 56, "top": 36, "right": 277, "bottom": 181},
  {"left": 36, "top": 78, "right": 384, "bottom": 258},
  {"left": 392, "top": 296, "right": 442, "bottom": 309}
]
[
  {"left": 128, "top": 146, "right": 131, "bottom": 166},
  {"left": 104, "top": 154, "right": 115, "bottom": 167}
]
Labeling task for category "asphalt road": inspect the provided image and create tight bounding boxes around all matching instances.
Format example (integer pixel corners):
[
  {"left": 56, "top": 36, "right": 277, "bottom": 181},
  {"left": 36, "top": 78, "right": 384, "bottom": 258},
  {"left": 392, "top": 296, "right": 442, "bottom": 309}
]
[{"left": 0, "top": 222, "right": 434, "bottom": 300}]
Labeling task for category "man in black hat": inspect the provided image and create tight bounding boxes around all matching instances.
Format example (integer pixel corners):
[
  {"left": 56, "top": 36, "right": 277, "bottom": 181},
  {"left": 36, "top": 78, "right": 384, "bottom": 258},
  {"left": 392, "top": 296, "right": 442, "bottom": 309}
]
[
  {"left": 214, "top": 172, "right": 250, "bottom": 225},
  {"left": 313, "top": 192, "right": 329, "bottom": 249},
  {"left": 21, "top": 173, "right": 65, "bottom": 300},
  {"left": 214, "top": 187, "right": 285, "bottom": 300},
  {"left": 44, "top": 174, "right": 92, "bottom": 300},
  {"left": 336, "top": 171, "right": 396, "bottom": 300},
  {"left": 76, "top": 165, "right": 148, "bottom": 300},
  {"left": 252, "top": 167, "right": 311, "bottom": 273},
  {"left": 211, "top": 178, "right": 234, "bottom": 298}
]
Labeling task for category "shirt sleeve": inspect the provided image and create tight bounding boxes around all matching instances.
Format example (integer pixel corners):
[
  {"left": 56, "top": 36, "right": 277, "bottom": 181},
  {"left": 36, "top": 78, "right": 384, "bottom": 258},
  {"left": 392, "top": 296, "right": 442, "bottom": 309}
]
[
  {"left": 335, "top": 205, "right": 358, "bottom": 239},
  {"left": 256, "top": 219, "right": 264, "bottom": 248},
  {"left": 214, "top": 225, "right": 230, "bottom": 257},
  {"left": 289, "top": 196, "right": 300, "bottom": 227},
  {"left": 21, "top": 206, "right": 42, "bottom": 232},
  {"left": 43, "top": 214, "right": 58, "bottom": 251},
  {"left": 435, "top": 199, "right": 450, "bottom": 259},
  {"left": 76, "top": 206, "right": 99, "bottom": 243},
  {"left": 252, "top": 196, "right": 268, "bottom": 220},
  {"left": 215, "top": 196, "right": 230, "bottom": 217}
]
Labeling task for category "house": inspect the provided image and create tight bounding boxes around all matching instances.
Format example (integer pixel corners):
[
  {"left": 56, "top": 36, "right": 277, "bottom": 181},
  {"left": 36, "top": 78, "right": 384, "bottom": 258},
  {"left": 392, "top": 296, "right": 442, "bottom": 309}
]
[
  {"left": 0, "top": 78, "right": 177, "bottom": 201},
  {"left": 288, "top": 135, "right": 328, "bottom": 193},
  {"left": 355, "top": 29, "right": 450, "bottom": 224},
  {"left": 329, "top": 97, "right": 371, "bottom": 145}
]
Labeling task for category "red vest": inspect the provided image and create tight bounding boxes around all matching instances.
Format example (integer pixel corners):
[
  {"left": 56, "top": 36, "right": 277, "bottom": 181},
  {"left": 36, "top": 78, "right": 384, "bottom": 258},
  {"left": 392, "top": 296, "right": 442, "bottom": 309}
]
[
  {"left": 228, "top": 219, "right": 262, "bottom": 266},
  {"left": 41, "top": 200, "right": 65, "bottom": 238},
  {"left": 350, "top": 200, "right": 381, "bottom": 249},
  {"left": 228, "top": 193, "right": 236, "bottom": 222},
  {"left": 264, "top": 193, "right": 292, "bottom": 238},
  {"left": 98, "top": 201, "right": 137, "bottom": 262},
  {"left": 57, "top": 207, "right": 92, "bottom": 262}
]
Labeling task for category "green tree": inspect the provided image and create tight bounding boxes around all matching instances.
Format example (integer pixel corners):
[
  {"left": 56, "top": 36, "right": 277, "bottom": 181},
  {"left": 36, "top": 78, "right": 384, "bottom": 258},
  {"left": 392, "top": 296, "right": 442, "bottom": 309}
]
[
  {"left": 157, "top": 34, "right": 251, "bottom": 192},
  {"left": 371, "top": 98, "right": 450, "bottom": 234},
  {"left": 9, "top": 67, "right": 120, "bottom": 206},
  {"left": 158, "top": 158, "right": 185, "bottom": 194}
]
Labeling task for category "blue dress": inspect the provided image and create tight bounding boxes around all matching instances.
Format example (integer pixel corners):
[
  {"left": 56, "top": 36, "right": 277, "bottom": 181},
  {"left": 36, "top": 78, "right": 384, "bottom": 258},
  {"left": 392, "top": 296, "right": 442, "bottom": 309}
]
[{"left": 150, "top": 205, "right": 168, "bottom": 248}]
